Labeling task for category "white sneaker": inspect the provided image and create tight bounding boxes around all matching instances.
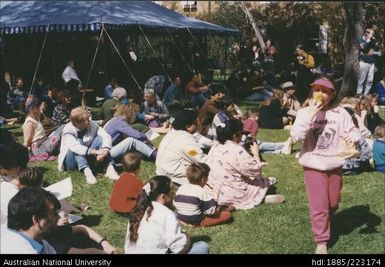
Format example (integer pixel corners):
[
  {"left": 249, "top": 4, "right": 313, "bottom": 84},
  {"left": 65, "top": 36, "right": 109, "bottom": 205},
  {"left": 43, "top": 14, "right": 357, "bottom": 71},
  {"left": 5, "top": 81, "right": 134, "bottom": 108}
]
[
  {"left": 264, "top": 194, "right": 285, "bottom": 204},
  {"left": 281, "top": 137, "right": 293, "bottom": 155},
  {"left": 84, "top": 168, "right": 97, "bottom": 185},
  {"left": 105, "top": 165, "right": 119, "bottom": 180},
  {"left": 315, "top": 244, "right": 328, "bottom": 254}
]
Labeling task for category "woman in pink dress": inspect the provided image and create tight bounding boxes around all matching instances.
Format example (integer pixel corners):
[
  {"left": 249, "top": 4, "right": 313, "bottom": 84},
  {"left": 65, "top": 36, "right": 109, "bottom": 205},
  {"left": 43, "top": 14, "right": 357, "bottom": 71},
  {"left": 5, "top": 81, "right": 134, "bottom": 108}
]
[{"left": 206, "top": 119, "right": 284, "bottom": 210}]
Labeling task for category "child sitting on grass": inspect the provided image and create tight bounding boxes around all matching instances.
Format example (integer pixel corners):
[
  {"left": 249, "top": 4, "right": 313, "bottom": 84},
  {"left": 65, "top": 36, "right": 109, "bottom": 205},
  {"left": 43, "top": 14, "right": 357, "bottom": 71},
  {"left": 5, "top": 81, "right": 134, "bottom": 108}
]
[
  {"left": 109, "top": 152, "right": 144, "bottom": 215},
  {"left": 373, "top": 125, "right": 385, "bottom": 173},
  {"left": 242, "top": 108, "right": 259, "bottom": 139},
  {"left": 174, "top": 163, "right": 232, "bottom": 227}
]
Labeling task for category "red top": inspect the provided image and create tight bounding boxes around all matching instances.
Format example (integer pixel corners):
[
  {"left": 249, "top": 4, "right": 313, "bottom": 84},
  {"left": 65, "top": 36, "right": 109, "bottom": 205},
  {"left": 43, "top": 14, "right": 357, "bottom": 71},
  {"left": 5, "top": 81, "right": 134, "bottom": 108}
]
[
  {"left": 243, "top": 118, "right": 259, "bottom": 138},
  {"left": 109, "top": 172, "right": 143, "bottom": 213}
]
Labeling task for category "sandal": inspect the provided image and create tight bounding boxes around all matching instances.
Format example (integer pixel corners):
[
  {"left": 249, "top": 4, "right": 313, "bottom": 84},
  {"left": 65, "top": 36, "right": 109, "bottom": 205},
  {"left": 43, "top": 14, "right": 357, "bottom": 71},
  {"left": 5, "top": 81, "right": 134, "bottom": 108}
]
[
  {"left": 79, "top": 203, "right": 91, "bottom": 212},
  {"left": 268, "top": 177, "right": 277, "bottom": 185}
]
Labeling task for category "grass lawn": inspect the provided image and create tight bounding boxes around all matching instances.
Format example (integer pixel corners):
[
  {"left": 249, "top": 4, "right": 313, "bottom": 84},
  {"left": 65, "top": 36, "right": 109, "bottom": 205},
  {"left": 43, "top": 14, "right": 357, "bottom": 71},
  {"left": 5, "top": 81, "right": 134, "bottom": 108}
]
[{"left": 7, "top": 101, "right": 385, "bottom": 254}]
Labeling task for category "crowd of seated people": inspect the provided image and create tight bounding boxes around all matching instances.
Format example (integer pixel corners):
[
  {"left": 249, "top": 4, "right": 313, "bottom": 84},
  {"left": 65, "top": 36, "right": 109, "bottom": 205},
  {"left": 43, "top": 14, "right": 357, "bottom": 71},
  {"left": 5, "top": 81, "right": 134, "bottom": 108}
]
[{"left": 1, "top": 44, "right": 384, "bottom": 256}]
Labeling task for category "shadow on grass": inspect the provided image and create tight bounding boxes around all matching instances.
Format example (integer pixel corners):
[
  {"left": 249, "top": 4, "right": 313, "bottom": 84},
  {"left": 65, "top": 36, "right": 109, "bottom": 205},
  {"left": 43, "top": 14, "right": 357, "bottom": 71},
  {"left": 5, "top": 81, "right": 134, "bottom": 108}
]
[{"left": 329, "top": 205, "right": 381, "bottom": 248}]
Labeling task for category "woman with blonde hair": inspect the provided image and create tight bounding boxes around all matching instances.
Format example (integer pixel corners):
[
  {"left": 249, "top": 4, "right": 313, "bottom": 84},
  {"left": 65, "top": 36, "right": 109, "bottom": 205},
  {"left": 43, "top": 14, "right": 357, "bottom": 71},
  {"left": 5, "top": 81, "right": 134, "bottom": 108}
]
[{"left": 104, "top": 103, "right": 157, "bottom": 162}]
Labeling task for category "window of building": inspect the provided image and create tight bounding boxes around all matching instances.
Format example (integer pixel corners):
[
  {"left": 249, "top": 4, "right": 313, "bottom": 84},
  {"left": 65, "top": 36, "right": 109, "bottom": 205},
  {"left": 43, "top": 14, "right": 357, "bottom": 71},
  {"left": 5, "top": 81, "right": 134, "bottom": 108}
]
[{"left": 182, "top": 1, "right": 197, "bottom": 12}]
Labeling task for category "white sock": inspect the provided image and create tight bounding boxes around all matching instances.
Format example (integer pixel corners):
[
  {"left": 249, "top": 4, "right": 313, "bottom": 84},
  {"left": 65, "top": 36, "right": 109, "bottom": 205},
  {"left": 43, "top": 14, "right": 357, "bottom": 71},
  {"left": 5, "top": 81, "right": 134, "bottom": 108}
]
[
  {"left": 84, "top": 167, "right": 97, "bottom": 185},
  {"left": 106, "top": 165, "right": 119, "bottom": 180}
]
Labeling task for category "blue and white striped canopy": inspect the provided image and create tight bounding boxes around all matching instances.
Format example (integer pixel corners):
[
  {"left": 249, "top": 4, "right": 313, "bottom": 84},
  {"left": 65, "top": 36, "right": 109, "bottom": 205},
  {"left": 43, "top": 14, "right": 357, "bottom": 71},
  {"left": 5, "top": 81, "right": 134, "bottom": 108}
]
[{"left": 0, "top": 1, "right": 239, "bottom": 36}]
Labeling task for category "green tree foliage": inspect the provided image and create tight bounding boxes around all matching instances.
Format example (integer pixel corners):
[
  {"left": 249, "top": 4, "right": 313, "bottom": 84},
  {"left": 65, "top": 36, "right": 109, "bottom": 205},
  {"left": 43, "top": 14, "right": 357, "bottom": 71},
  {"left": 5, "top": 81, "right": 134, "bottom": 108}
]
[{"left": 199, "top": 2, "right": 384, "bottom": 71}]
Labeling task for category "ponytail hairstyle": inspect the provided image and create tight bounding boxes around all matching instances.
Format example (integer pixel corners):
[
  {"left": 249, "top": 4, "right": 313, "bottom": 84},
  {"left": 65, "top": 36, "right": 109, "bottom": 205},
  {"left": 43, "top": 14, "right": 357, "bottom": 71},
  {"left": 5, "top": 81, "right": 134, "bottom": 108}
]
[
  {"left": 216, "top": 119, "right": 243, "bottom": 144},
  {"left": 18, "top": 167, "right": 44, "bottom": 188},
  {"left": 129, "top": 175, "right": 172, "bottom": 244}
]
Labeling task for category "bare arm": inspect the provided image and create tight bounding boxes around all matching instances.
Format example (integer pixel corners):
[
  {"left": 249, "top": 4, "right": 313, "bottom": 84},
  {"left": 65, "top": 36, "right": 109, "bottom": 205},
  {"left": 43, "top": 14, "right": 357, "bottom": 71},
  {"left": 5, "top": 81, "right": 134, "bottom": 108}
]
[
  {"left": 177, "top": 233, "right": 192, "bottom": 254},
  {"left": 23, "top": 121, "right": 35, "bottom": 149},
  {"left": 72, "top": 225, "right": 118, "bottom": 254}
]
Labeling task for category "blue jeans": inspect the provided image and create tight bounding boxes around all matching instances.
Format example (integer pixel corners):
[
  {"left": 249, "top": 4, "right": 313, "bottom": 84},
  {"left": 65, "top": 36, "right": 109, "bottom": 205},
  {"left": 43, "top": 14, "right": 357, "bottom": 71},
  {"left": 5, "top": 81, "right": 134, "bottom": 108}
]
[
  {"left": 12, "top": 95, "right": 25, "bottom": 110},
  {"left": 257, "top": 140, "right": 285, "bottom": 154},
  {"left": 64, "top": 136, "right": 113, "bottom": 171},
  {"left": 245, "top": 87, "right": 274, "bottom": 101},
  {"left": 188, "top": 241, "right": 209, "bottom": 254},
  {"left": 110, "top": 137, "right": 155, "bottom": 162},
  {"left": 357, "top": 61, "right": 375, "bottom": 95},
  {"left": 191, "top": 93, "right": 207, "bottom": 109}
]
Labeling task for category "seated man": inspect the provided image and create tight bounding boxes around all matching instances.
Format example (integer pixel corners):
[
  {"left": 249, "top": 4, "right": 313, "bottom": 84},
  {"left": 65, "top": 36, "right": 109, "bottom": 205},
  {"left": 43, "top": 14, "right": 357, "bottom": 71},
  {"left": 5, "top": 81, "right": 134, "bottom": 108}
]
[
  {"left": 8, "top": 77, "right": 27, "bottom": 111},
  {"left": 197, "top": 83, "right": 227, "bottom": 137},
  {"left": 163, "top": 75, "right": 184, "bottom": 109},
  {"left": 281, "top": 81, "right": 301, "bottom": 123},
  {"left": 0, "top": 187, "right": 58, "bottom": 254},
  {"left": 185, "top": 73, "right": 209, "bottom": 109},
  {"left": 58, "top": 107, "right": 120, "bottom": 185},
  {"left": 143, "top": 89, "right": 170, "bottom": 128}
]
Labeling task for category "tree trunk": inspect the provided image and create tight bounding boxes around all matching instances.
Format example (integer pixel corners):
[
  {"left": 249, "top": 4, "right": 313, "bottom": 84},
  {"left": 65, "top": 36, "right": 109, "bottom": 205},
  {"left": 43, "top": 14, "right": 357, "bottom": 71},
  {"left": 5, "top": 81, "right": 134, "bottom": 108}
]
[
  {"left": 339, "top": 3, "right": 364, "bottom": 98},
  {"left": 239, "top": 2, "right": 265, "bottom": 52}
]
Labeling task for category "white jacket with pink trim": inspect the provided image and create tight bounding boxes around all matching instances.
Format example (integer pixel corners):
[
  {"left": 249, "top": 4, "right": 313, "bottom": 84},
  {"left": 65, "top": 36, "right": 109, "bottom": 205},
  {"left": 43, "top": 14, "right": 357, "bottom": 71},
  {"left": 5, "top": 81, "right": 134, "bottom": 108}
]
[{"left": 291, "top": 106, "right": 361, "bottom": 171}]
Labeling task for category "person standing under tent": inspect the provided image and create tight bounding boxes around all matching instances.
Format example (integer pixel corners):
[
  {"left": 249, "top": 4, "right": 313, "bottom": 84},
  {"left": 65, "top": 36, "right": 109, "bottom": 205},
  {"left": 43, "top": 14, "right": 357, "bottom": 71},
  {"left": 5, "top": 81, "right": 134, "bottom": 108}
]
[{"left": 62, "top": 58, "right": 82, "bottom": 88}]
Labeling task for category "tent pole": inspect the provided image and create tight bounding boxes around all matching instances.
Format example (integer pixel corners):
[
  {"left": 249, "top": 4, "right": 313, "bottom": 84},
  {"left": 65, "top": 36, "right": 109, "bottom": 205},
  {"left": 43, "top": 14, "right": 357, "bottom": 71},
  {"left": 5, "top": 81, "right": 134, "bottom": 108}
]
[
  {"left": 165, "top": 27, "right": 193, "bottom": 74},
  {"left": 50, "top": 32, "right": 57, "bottom": 84},
  {"left": 186, "top": 27, "right": 209, "bottom": 73},
  {"left": 84, "top": 27, "right": 103, "bottom": 90},
  {"left": 28, "top": 24, "right": 50, "bottom": 96},
  {"left": 101, "top": 31, "right": 108, "bottom": 86},
  {"left": 103, "top": 26, "right": 143, "bottom": 94},
  {"left": 138, "top": 24, "right": 172, "bottom": 85},
  {"left": 81, "top": 26, "right": 104, "bottom": 106}
]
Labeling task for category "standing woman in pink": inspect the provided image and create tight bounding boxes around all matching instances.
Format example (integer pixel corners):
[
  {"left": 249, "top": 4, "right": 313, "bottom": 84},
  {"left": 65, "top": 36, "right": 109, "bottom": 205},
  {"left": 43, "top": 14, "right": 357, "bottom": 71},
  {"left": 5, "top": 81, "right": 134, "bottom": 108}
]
[{"left": 290, "top": 77, "right": 361, "bottom": 254}]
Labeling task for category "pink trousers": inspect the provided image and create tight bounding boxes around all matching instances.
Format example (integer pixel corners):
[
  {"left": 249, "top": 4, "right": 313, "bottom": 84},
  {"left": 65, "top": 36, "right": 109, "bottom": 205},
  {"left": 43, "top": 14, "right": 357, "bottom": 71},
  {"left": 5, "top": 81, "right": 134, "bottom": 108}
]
[{"left": 303, "top": 167, "right": 342, "bottom": 244}]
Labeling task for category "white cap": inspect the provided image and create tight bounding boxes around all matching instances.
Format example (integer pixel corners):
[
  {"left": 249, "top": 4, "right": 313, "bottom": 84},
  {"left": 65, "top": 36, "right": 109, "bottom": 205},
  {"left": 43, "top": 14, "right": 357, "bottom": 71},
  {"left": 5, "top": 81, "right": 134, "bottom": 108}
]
[{"left": 282, "top": 81, "right": 294, "bottom": 90}]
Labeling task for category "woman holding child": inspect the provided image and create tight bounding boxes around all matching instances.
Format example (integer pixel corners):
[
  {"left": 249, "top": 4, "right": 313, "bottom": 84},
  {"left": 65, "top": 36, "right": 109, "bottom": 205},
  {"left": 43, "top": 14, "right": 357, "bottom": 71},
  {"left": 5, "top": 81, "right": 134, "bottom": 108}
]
[{"left": 206, "top": 119, "right": 285, "bottom": 210}]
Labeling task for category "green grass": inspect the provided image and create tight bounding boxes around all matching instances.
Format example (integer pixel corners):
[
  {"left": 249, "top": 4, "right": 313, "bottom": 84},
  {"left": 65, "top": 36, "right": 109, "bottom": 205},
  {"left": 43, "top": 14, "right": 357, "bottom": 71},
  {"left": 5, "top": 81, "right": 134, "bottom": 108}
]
[{"left": 7, "top": 102, "right": 385, "bottom": 254}]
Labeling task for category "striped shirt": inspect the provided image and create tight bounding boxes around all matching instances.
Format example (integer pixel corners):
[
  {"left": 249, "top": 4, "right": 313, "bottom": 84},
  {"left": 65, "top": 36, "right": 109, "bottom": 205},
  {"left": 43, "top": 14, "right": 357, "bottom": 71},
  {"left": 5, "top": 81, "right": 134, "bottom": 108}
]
[{"left": 174, "top": 184, "right": 216, "bottom": 225}]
